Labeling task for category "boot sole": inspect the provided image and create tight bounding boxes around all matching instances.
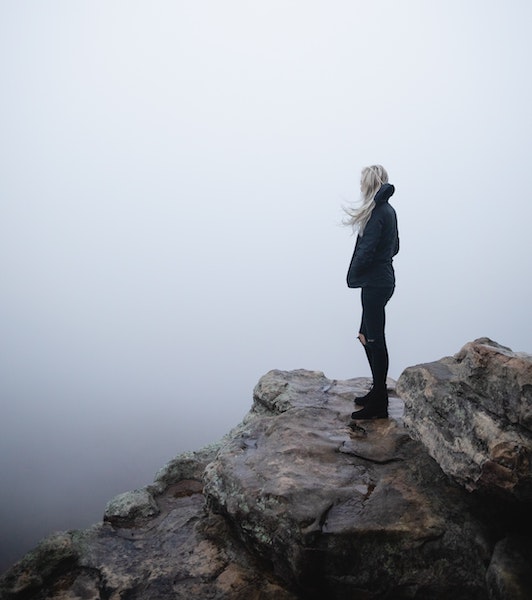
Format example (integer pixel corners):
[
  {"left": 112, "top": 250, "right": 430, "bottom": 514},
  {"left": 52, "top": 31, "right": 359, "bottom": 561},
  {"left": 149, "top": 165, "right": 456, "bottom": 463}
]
[{"left": 350, "top": 410, "right": 388, "bottom": 420}]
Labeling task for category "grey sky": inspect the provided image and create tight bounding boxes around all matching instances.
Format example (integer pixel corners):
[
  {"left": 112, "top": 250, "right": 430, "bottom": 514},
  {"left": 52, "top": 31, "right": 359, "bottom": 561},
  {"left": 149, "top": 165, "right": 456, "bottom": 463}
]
[{"left": 1, "top": 0, "right": 531, "bottom": 570}]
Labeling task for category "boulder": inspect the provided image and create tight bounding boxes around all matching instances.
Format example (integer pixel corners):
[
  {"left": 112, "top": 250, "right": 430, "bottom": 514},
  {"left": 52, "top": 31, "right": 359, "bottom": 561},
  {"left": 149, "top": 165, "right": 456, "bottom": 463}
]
[
  {"left": 204, "top": 369, "right": 491, "bottom": 598},
  {"left": 103, "top": 488, "right": 160, "bottom": 526},
  {"left": 396, "top": 338, "right": 532, "bottom": 501}
]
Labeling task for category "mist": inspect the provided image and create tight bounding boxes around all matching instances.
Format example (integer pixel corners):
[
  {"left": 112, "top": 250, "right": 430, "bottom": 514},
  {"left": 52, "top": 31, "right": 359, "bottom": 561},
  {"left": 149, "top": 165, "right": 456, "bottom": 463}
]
[{"left": 1, "top": 0, "right": 531, "bottom": 571}]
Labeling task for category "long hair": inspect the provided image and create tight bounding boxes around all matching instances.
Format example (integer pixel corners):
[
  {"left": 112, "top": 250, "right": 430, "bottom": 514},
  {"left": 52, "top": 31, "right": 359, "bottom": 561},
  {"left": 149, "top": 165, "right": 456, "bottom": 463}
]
[{"left": 343, "top": 165, "right": 389, "bottom": 235}]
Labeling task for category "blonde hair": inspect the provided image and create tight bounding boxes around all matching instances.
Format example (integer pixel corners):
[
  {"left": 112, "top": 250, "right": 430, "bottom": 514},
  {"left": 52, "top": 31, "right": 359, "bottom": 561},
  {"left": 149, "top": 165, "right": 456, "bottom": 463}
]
[{"left": 343, "top": 165, "right": 389, "bottom": 235}]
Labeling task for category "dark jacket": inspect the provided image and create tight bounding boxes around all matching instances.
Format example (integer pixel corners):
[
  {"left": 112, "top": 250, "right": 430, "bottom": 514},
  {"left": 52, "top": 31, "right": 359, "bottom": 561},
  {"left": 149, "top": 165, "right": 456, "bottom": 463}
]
[{"left": 346, "top": 183, "right": 399, "bottom": 288}]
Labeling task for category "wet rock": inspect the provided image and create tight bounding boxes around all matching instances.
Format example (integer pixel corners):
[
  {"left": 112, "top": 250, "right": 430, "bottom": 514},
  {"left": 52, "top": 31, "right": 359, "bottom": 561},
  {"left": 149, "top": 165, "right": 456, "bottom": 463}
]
[
  {"left": 396, "top": 338, "right": 532, "bottom": 501},
  {"left": 204, "top": 369, "right": 490, "bottom": 598}
]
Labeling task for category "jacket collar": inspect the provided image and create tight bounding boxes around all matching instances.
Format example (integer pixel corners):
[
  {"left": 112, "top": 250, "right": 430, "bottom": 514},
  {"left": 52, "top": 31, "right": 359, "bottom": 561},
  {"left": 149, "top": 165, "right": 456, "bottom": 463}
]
[{"left": 374, "top": 183, "right": 395, "bottom": 205}]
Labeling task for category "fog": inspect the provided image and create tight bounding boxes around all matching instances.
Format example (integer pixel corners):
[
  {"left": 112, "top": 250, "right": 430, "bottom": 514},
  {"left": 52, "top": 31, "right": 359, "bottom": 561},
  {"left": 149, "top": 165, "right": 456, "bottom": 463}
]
[{"left": 1, "top": 0, "right": 531, "bottom": 571}]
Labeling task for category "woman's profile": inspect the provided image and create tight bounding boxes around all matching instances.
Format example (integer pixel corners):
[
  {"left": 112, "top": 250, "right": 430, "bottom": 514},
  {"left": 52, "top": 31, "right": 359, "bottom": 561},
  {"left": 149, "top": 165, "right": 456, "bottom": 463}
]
[{"left": 344, "top": 165, "right": 399, "bottom": 420}]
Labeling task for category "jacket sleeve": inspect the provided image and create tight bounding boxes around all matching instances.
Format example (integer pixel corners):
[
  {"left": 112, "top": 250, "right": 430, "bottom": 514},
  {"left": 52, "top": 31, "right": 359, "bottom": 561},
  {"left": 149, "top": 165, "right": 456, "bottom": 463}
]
[{"left": 349, "top": 212, "right": 383, "bottom": 276}]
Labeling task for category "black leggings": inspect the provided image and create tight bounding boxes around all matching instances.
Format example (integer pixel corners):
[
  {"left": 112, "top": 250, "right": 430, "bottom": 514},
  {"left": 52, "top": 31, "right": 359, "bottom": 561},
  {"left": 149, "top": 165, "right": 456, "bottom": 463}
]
[{"left": 359, "top": 286, "right": 395, "bottom": 393}]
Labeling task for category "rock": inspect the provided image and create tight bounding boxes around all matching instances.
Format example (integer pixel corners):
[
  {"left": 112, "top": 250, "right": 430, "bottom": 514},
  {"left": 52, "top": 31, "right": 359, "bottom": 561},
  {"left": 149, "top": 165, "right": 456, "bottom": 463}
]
[
  {"left": 396, "top": 338, "right": 532, "bottom": 501},
  {"left": 2, "top": 360, "right": 532, "bottom": 599},
  {"left": 486, "top": 536, "right": 532, "bottom": 600},
  {"left": 103, "top": 488, "right": 160, "bottom": 526},
  {"left": 204, "top": 369, "right": 490, "bottom": 598},
  {"left": 0, "top": 532, "right": 79, "bottom": 599},
  {"left": 150, "top": 442, "right": 223, "bottom": 494},
  {"left": 1, "top": 456, "right": 296, "bottom": 600}
]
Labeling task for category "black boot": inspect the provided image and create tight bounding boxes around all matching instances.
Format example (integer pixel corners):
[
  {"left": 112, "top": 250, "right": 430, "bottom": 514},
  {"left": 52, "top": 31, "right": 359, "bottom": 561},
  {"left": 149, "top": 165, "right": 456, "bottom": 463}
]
[
  {"left": 355, "top": 338, "right": 375, "bottom": 407},
  {"left": 353, "top": 339, "right": 389, "bottom": 418},
  {"left": 351, "top": 392, "right": 388, "bottom": 420},
  {"left": 354, "top": 386, "right": 377, "bottom": 406}
]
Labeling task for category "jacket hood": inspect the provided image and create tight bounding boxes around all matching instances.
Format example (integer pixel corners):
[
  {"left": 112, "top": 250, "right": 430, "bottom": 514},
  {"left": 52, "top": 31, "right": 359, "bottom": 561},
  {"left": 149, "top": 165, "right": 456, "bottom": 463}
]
[{"left": 374, "top": 183, "right": 395, "bottom": 205}]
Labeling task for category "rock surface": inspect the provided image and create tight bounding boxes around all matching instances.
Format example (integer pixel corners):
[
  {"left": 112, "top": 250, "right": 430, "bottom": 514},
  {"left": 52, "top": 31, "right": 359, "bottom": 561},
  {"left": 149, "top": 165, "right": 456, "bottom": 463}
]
[
  {"left": 1, "top": 344, "right": 532, "bottom": 599},
  {"left": 0, "top": 450, "right": 295, "bottom": 600},
  {"left": 397, "top": 338, "right": 532, "bottom": 501},
  {"left": 204, "top": 370, "right": 490, "bottom": 599},
  {"left": 486, "top": 536, "right": 532, "bottom": 600}
]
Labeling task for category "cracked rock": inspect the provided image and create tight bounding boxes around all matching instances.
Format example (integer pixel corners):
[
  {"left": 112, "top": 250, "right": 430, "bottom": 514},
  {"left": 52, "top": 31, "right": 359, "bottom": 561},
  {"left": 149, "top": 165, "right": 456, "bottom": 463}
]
[
  {"left": 397, "top": 338, "right": 532, "bottom": 501},
  {"left": 203, "top": 369, "right": 490, "bottom": 598}
]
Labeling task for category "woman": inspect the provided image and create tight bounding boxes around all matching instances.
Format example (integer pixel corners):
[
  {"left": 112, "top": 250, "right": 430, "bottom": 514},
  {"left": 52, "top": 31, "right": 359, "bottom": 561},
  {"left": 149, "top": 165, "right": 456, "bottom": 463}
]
[{"left": 345, "top": 165, "right": 399, "bottom": 419}]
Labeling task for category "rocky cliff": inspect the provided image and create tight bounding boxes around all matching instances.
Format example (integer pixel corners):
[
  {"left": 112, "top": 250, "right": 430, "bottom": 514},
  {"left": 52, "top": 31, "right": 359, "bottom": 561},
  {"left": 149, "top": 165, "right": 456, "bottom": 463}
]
[{"left": 1, "top": 339, "right": 531, "bottom": 599}]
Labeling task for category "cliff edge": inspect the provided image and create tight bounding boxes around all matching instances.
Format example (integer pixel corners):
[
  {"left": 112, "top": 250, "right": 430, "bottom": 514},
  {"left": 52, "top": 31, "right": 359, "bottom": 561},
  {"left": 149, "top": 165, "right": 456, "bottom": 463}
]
[{"left": 1, "top": 339, "right": 531, "bottom": 599}]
